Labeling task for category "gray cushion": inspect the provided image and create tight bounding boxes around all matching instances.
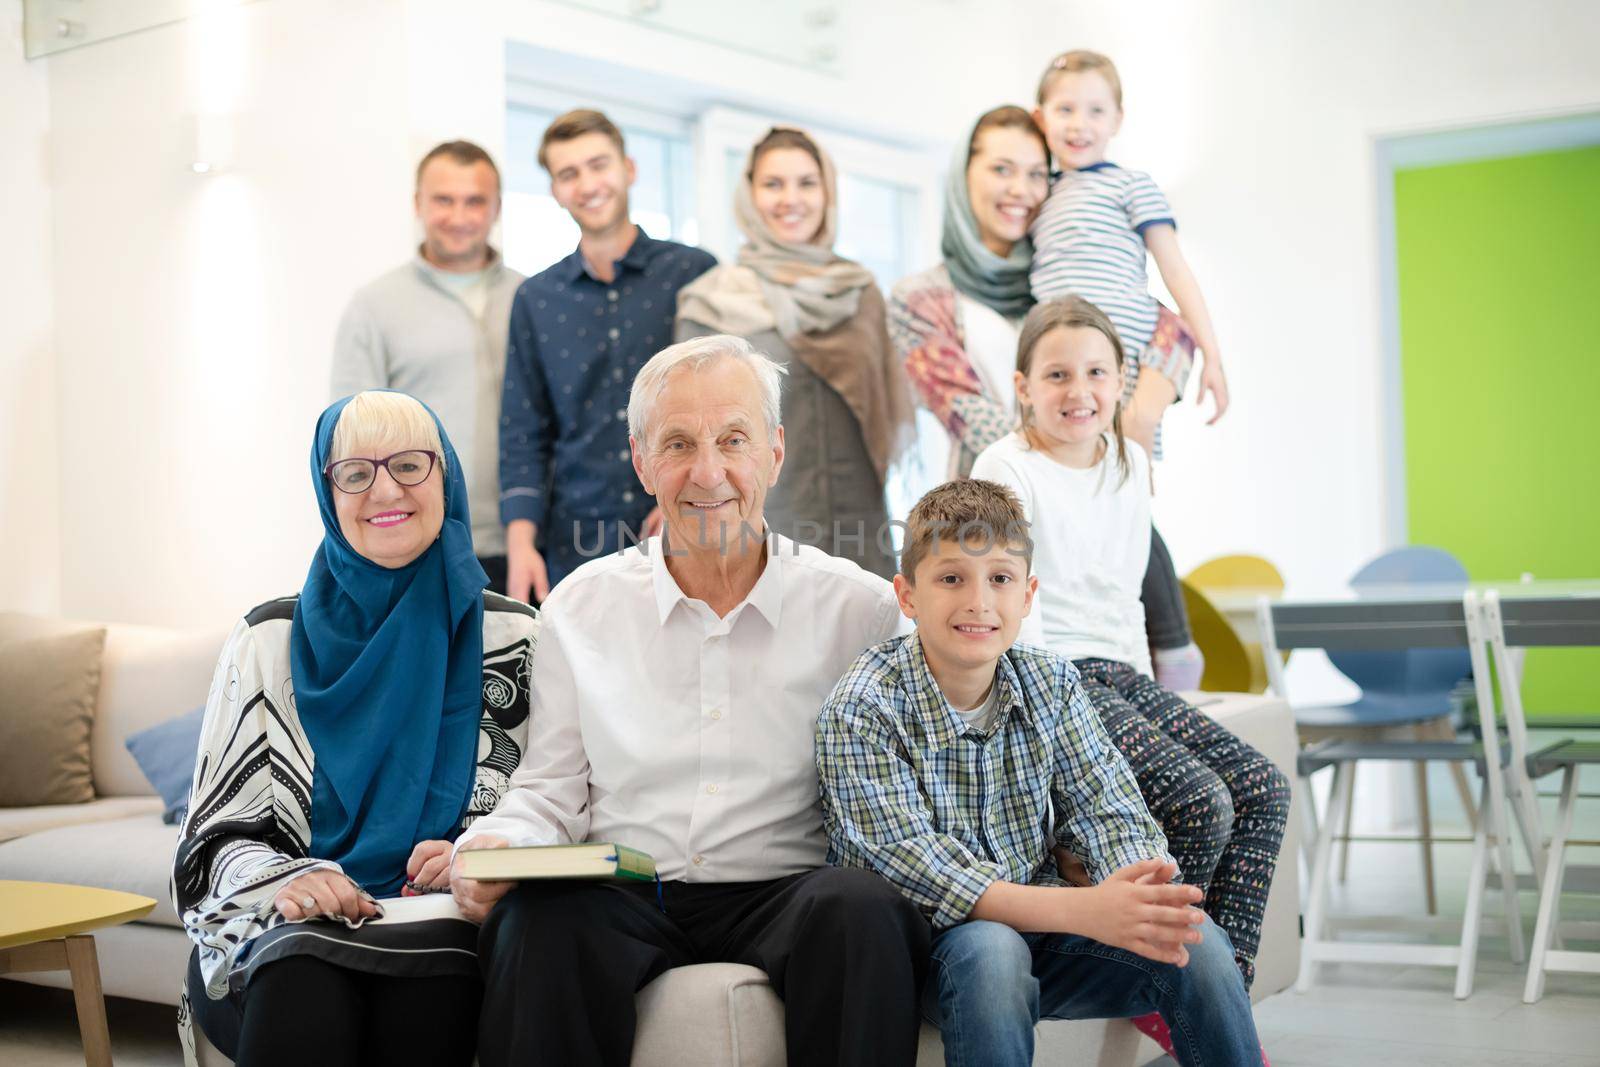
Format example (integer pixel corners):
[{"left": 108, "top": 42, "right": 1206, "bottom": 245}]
[
  {"left": 0, "top": 812, "right": 181, "bottom": 927},
  {"left": 0, "top": 795, "right": 163, "bottom": 843}
]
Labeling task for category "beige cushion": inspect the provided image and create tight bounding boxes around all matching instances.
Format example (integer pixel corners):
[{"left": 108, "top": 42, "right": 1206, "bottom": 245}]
[
  {"left": 0, "top": 613, "right": 228, "bottom": 797},
  {"left": 0, "top": 795, "right": 164, "bottom": 842},
  {"left": 0, "top": 626, "right": 106, "bottom": 806},
  {"left": 633, "top": 963, "right": 785, "bottom": 1066},
  {"left": 0, "top": 813, "right": 183, "bottom": 927},
  {"left": 629, "top": 963, "right": 1143, "bottom": 1067},
  {"left": 91, "top": 622, "right": 227, "bottom": 796}
]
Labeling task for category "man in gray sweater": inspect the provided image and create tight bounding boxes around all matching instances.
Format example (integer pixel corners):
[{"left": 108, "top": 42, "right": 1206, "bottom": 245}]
[{"left": 331, "top": 140, "right": 524, "bottom": 592}]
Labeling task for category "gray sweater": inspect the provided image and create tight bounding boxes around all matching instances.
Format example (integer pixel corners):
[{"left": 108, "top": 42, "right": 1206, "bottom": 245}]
[{"left": 331, "top": 251, "right": 523, "bottom": 554}]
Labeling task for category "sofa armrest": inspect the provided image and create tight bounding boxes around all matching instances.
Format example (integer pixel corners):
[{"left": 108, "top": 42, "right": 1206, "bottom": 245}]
[{"left": 1186, "top": 691, "right": 1302, "bottom": 1000}]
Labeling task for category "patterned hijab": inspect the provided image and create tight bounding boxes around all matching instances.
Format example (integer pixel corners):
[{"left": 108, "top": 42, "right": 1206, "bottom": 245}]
[
  {"left": 290, "top": 392, "right": 487, "bottom": 897},
  {"left": 941, "top": 112, "right": 1036, "bottom": 320},
  {"left": 678, "top": 127, "right": 915, "bottom": 478}
]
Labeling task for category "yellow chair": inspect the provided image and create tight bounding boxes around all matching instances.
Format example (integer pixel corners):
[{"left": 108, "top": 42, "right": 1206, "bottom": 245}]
[
  {"left": 1180, "top": 579, "right": 1267, "bottom": 693},
  {"left": 1186, "top": 554, "right": 1286, "bottom": 595},
  {"left": 1186, "top": 554, "right": 1288, "bottom": 678}
]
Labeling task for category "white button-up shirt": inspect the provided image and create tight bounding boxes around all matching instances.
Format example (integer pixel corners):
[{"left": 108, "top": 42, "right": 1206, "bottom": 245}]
[{"left": 460, "top": 534, "right": 906, "bottom": 882}]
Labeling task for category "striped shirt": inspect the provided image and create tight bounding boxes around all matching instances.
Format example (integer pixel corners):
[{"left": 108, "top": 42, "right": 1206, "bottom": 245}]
[
  {"left": 816, "top": 633, "right": 1170, "bottom": 930},
  {"left": 1029, "top": 162, "right": 1175, "bottom": 355}
]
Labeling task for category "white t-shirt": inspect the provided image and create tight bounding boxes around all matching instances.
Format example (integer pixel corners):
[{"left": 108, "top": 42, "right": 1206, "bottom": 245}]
[
  {"left": 971, "top": 431, "right": 1153, "bottom": 676},
  {"left": 949, "top": 677, "right": 1003, "bottom": 735}
]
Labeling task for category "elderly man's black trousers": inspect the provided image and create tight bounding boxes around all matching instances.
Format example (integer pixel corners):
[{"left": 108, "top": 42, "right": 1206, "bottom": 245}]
[{"left": 476, "top": 866, "right": 931, "bottom": 1067}]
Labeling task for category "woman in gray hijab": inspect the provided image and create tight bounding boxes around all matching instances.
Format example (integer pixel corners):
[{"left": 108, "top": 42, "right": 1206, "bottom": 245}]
[{"left": 677, "top": 126, "right": 913, "bottom": 579}]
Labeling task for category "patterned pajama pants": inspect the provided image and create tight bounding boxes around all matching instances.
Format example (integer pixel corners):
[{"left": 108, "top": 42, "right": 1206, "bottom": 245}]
[{"left": 1073, "top": 658, "right": 1291, "bottom": 987}]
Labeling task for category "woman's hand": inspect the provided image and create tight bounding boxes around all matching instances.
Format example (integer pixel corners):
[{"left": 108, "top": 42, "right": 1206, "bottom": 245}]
[
  {"left": 451, "top": 835, "right": 515, "bottom": 924},
  {"left": 406, "top": 839, "right": 454, "bottom": 892},
  {"left": 276, "top": 869, "right": 378, "bottom": 923}
]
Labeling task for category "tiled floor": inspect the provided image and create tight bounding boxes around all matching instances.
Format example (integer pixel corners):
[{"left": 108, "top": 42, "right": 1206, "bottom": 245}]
[
  {"left": 1237, "top": 742, "right": 1600, "bottom": 1067},
  {"left": 3, "top": 756, "right": 1597, "bottom": 1066}
]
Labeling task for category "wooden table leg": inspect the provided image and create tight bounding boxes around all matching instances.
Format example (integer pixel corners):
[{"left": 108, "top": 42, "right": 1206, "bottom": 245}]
[{"left": 63, "top": 935, "right": 112, "bottom": 1067}]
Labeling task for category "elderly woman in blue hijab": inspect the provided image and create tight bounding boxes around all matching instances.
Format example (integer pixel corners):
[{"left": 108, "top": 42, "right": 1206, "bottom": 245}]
[{"left": 172, "top": 390, "right": 538, "bottom": 1067}]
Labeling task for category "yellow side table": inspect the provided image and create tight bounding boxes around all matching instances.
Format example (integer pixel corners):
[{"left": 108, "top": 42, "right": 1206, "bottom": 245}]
[{"left": 0, "top": 880, "right": 157, "bottom": 1067}]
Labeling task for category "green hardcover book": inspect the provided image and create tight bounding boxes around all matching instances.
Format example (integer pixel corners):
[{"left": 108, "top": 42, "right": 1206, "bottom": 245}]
[{"left": 457, "top": 842, "right": 656, "bottom": 882}]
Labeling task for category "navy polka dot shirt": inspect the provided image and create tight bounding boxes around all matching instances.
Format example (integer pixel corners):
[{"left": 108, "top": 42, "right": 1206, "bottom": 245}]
[{"left": 498, "top": 229, "right": 716, "bottom": 584}]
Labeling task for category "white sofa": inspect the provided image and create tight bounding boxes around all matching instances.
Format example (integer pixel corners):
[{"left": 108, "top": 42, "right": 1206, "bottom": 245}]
[
  {"left": 0, "top": 613, "right": 222, "bottom": 1009},
  {"left": 0, "top": 613, "right": 1301, "bottom": 1065}
]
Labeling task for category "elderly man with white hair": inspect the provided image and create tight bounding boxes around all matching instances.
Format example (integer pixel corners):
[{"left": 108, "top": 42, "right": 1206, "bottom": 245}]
[{"left": 453, "top": 334, "right": 930, "bottom": 1067}]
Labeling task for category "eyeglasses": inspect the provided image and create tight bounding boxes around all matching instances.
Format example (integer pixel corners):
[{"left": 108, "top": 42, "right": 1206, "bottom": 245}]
[{"left": 323, "top": 450, "right": 438, "bottom": 494}]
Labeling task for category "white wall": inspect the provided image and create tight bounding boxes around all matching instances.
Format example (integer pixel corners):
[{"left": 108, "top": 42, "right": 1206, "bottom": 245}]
[
  {"left": 16, "top": 0, "right": 1600, "bottom": 631},
  {"left": 0, "top": 1, "right": 59, "bottom": 616},
  {"left": 45, "top": 0, "right": 413, "bottom": 629},
  {"left": 401, "top": 0, "right": 1043, "bottom": 163}
]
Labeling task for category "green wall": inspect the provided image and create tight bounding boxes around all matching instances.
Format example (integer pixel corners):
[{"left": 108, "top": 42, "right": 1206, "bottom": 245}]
[{"left": 1394, "top": 144, "right": 1600, "bottom": 718}]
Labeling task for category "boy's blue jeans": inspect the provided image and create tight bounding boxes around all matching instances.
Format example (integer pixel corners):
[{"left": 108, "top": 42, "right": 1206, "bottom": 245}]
[{"left": 924, "top": 915, "right": 1259, "bottom": 1067}]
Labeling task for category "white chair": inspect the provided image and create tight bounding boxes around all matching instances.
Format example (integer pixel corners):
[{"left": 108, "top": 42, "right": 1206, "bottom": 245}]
[
  {"left": 1520, "top": 740, "right": 1600, "bottom": 1001},
  {"left": 1477, "top": 588, "right": 1600, "bottom": 1002},
  {"left": 1264, "top": 589, "right": 1524, "bottom": 998}
]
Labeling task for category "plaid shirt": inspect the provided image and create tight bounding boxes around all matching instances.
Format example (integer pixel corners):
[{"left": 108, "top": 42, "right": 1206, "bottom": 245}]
[{"left": 816, "top": 633, "right": 1170, "bottom": 929}]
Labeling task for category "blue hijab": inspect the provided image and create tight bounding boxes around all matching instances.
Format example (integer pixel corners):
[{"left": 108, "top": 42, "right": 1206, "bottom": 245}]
[{"left": 290, "top": 393, "right": 488, "bottom": 897}]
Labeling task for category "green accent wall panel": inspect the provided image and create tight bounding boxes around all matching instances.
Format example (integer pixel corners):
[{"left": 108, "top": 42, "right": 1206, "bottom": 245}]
[{"left": 1395, "top": 144, "right": 1600, "bottom": 718}]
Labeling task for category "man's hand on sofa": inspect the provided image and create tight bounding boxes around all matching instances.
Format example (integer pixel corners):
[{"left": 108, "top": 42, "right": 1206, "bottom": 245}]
[
  {"left": 451, "top": 834, "right": 514, "bottom": 923},
  {"left": 276, "top": 869, "right": 377, "bottom": 923}
]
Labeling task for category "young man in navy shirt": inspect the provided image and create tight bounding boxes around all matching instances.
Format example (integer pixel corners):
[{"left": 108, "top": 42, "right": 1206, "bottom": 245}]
[{"left": 499, "top": 109, "right": 716, "bottom": 601}]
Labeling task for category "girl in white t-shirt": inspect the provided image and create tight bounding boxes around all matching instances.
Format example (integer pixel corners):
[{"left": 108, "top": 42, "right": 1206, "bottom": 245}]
[{"left": 971, "top": 297, "right": 1289, "bottom": 1026}]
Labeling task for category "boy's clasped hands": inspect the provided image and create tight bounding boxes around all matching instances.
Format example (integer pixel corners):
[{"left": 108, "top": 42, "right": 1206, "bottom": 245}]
[
  {"left": 1053, "top": 848, "right": 1206, "bottom": 966},
  {"left": 1072, "top": 858, "right": 1207, "bottom": 967}
]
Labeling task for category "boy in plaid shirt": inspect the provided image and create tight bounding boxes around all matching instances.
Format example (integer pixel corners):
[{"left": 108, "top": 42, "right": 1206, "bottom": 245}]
[{"left": 816, "top": 480, "right": 1260, "bottom": 1066}]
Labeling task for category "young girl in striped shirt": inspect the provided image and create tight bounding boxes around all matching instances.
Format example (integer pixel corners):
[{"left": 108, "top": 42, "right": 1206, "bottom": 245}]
[{"left": 1029, "top": 48, "right": 1226, "bottom": 691}]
